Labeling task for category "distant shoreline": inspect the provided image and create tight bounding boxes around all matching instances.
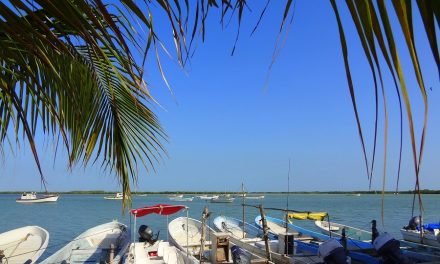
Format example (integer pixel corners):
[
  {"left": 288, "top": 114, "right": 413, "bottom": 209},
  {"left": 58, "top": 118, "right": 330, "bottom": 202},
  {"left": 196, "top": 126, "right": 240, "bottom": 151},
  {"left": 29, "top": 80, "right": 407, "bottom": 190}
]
[{"left": 1, "top": 190, "right": 440, "bottom": 195}]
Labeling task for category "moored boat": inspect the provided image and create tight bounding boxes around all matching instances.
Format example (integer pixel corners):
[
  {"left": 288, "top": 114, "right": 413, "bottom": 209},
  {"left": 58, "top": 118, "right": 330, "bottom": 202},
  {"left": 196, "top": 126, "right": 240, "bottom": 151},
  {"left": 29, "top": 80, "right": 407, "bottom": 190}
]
[
  {"left": 168, "top": 216, "right": 216, "bottom": 258},
  {"left": 210, "top": 195, "right": 234, "bottom": 203},
  {"left": 213, "top": 215, "right": 273, "bottom": 240},
  {"left": 104, "top": 192, "right": 123, "bottom": 200},
  {"left": 0, "top": 226, "right": 49, "bottom": 264},
  {"left": 169, "top": 196, "right": 194, "bottom": 202},
  {"left": 123, "top": 204, "right": 197, "bottom": 264},
  {"left": 314, "top": 220, "right": 372, "bottom": 242},
  {"left": 16, "top": 192, "right": 59, "bottom": 203},
  {"left": 197, "top": 195, "right": 219, "bottom": 200},
  {"left": 400, "top": 216, "right": 440, "bottom": 248},
  {"left": 245, "top": 195, "right": 265, "bottom": 200},
  {"left": 40, "top": 221, "right": 130, "bottom": 264}
]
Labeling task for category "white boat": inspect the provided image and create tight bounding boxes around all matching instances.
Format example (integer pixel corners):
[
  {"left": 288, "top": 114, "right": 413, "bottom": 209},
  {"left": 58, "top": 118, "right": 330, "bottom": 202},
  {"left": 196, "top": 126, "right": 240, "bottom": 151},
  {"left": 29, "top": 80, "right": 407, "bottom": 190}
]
[
  {"left": 169, "top": 196, "right": 194, "bottom": 202},
  {"left": 213, "top": 215, "right": 276, "bottom": 240},
  {"left": 314, "top": 220, "right": 372, "bottom": 242},
  {"left": 40, "top": 221, "right": 130, "bottom": 264},
  {"left": 16, "top": 192, "right": 59, "bottom": 203},
  {"left": 168, "top": 194, "right": 183, "bottom": 198},
  {"left": 168, "top": 216, "right": 216, "bottom": 258},
  {"left": 123, "top": 204, "right": 197, "bottom": 264},
  {"left": 0, "top": 226, "right": 49, "bottom": 263},
  {"left": 104, "top": 192, "right": 123, "bottom": 200},
  {"left": 210, "top": 195, "right": 234, "bottom": 203},
  {"left": 197, "top": 195, "right": 219, "bottom": 200},
  {"left": 400, "top": 217, "right": 440, "bottom": 248},
  {"left": 245, "top": 195, "right": 264, "bottom": 200}
]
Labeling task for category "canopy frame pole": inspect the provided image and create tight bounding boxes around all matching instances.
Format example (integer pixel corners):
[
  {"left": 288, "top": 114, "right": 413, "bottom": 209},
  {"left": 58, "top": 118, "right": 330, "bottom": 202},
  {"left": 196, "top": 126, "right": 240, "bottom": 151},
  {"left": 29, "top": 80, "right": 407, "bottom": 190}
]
[
  {"left": 186, "top": 209, "right": 189, "bottom": 260},
  {"left": 166, "top": 215, "right": 169, "bottom": 241},
  {"left": 133, "top": 213, "right": 137, "bottom": 261}
]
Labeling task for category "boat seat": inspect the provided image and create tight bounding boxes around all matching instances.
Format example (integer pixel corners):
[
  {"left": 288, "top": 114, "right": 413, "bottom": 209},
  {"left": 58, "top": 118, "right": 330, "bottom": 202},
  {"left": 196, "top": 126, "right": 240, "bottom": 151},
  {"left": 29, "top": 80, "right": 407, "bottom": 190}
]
[
  {"left": 184, "top": 241, "right": 212, "bottom": 247},
  {"left": 69, "top": 248, "right": 105, "bottom": 263},
  {"left": 165, "top": 246, "right": 178, "bottom": 263},
  {"left": 157, "top": 241, "right": 170, "bottom": 257}
]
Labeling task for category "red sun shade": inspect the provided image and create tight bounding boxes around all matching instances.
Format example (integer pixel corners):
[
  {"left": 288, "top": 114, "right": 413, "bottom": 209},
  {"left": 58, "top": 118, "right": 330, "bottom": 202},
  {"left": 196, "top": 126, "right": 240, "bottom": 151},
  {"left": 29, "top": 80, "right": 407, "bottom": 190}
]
[{"left": 131, "top": 204, "right": 187, "bottom": 217}]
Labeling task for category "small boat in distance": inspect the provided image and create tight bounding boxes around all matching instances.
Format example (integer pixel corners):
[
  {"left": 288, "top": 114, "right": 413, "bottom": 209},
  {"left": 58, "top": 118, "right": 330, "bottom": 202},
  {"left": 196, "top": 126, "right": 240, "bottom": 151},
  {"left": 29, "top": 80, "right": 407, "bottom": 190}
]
[
  {"left": 245, "top": 195, "right": 265, "bottom": 200},
  {"left": 0, "top": 226, "right": 49, "bottom": 263},
  {"left": 16, "top": 192, "right": 59, "bottom": 203},
  {"left": 197, "top": 194, "right": 219, "bottom": 200},
  {"left": 104, "top": 192, "right": 123, "bottom": 200},
  {"left": 210, "top": 195, "right": 234, "bottom": 203},
  {"left": 167, "top": 194, "right": 183, "bottom": 198},
  {"left": 169, "top": 196, "right": 194, "bottom": 202}
]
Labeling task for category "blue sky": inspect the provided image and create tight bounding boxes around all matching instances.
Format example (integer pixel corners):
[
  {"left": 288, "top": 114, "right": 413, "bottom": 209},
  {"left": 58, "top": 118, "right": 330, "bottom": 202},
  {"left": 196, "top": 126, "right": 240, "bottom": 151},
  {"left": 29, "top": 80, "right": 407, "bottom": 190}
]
[{"left": 1, "top": 1, "right": 439, "bottom": 193}]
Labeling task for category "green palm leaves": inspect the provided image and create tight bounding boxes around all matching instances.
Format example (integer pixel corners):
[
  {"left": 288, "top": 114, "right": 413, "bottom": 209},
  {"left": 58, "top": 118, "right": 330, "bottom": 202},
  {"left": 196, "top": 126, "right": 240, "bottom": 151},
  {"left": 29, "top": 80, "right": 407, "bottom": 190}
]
[
  {"left": 0, "top": 1, "right": 165, "bottom": 207},
  {"left": 329, "top": 0, "right": 438, "bottom": 218}
]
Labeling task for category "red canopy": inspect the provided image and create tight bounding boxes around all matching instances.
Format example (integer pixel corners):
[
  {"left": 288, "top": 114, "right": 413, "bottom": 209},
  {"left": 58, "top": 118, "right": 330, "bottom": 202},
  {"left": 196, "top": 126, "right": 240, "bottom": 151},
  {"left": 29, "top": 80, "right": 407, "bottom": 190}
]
[{"left": 131, "top": 204, "right": 187, "bottom": 218}]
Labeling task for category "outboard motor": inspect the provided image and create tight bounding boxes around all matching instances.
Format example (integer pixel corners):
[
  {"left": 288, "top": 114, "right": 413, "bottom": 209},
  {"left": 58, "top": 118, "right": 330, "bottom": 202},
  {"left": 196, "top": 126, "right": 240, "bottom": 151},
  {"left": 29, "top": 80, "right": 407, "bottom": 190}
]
[
  {"left": 373, "top": 232, "right": 413, "bottom": 264},
  {"left": 318, "top": 238, "right": 350, "bottom": 264},
  {"left": 138, "top": 225, "right": 157, "bottom": 244},
  {"left": 371, "top": 220, "right": 379, "bottom": 242},
  {"left": 405, "top": 216, "right": 421, "bottom": 230},
  {"left": 231, "top": 245, "right": 251, "bottom": 264}
]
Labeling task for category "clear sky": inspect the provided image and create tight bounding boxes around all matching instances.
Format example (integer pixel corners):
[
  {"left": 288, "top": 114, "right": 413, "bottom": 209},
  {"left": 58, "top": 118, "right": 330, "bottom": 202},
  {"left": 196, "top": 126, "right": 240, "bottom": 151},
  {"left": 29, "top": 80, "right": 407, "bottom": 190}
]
[{"left": 1, "top": 1, "right": 439, "bottom": 193}]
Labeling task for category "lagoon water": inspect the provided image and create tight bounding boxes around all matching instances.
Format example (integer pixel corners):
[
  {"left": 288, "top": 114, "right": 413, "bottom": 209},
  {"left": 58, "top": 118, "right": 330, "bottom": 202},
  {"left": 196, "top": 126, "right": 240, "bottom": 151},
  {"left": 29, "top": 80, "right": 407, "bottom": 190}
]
[{"left": 1, "top": 193, "right": 439, "bottom": 261}]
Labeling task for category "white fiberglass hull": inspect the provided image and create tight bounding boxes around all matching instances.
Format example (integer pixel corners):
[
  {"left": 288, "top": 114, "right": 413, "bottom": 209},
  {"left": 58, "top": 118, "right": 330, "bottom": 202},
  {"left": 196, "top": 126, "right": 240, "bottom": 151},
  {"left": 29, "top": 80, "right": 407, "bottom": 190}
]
[
  {"left": 401, "top": 229, "right": 440, "bottom": 248},
  {"left": 40, "top": 221, "right": 130, "bottom": 264},
  {"left": 16, "top": 195, "right": 59, "bottom": 203},
  {"left": 124, "top": 240, "right": 198, "bottom": 264},
  {"left": 0, "top": 226, "right": 49, "bottom": 264}
]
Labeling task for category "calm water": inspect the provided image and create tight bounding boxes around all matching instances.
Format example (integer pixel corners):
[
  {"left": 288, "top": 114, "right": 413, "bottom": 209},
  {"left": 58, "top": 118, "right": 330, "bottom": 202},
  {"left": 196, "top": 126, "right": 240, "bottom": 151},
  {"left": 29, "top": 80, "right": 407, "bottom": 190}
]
[{"left": 0, "top": 193, "right": 439, "bottom": 261}]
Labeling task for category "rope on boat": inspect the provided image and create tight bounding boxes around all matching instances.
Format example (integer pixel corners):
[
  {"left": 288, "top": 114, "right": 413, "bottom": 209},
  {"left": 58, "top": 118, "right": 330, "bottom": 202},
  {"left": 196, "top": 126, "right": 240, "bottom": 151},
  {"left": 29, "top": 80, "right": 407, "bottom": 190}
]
[
  {"left": 2, "top": 226, "right": 126, "bottom": 263},
  {"left": 0, "top": 233, "right": 31, "bottom": 249}
]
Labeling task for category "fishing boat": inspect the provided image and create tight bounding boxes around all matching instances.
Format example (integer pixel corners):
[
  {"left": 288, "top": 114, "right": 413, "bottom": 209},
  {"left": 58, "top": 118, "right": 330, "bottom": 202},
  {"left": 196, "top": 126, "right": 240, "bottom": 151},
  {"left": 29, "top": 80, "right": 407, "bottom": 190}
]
[
  {"left": 168, "top": 215, "right": 275, "bottom": 263},
  {"left": 168, "top": 216, "right": 216, "bottom": 258},
  {"left": 40, "top": 221, "right": 130, "bottom": 264},
  {"left": 314, "top": 220, "right": 372, "bottom": 242},
  {"left": 123, "top": 204, "right": 197, "bottom": 264},
  {"left": 0, "top": 226, "right": 49, "bottom": 263},
  {"left": 213, "top": 215, "right": 275, "bottom": 240},
  {"left": 104, "top": 192, "right": 123, "bottom": 200},
  {"left": 167, "top": 194, "right": 183, "bottom": 198},
  {"left": 210, "top": 195, "right": 234, "bottom": 203},
  {"left": 400, "top": 216, "right": 440, "bottom": 248},
  {"left": 254, "top": 214, "right": 383, "bottom": 263},
  {"left": 169, "top": 196, "right": 194, "bottom": 202},
  {"left": 197, "top": 195, "right": 219, "bottom": 200},
  {"left": 245, "top": 195, "right": 265, "bottom": 200},
  {"left": 16, "top": 192, "right": 59, "bottom": 203}
]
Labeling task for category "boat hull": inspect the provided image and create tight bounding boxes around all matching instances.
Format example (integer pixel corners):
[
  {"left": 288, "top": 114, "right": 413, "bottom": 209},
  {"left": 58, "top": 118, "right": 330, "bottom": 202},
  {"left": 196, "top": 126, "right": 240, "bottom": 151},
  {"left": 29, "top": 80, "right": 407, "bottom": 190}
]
[
  {"left": 314, "top": 220, "right": 372, "bottom": 242},
  {"left": 401, "top": 229, "right": 440, "bottom": 248},
  {"left": 168, "top": 217, "right": 215, "bottom": 257},
  {"left": 213, "top": 215, "right": 274, "bottom": 240},
  {"left": 16, "top": 195, "right": 59, "bottom": 203},
  {"left": 40, "top": 221, "right": 130, "bottom": 264},
  {"left": 0, "top": 226, "right": 49, "bottom": 264}
]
